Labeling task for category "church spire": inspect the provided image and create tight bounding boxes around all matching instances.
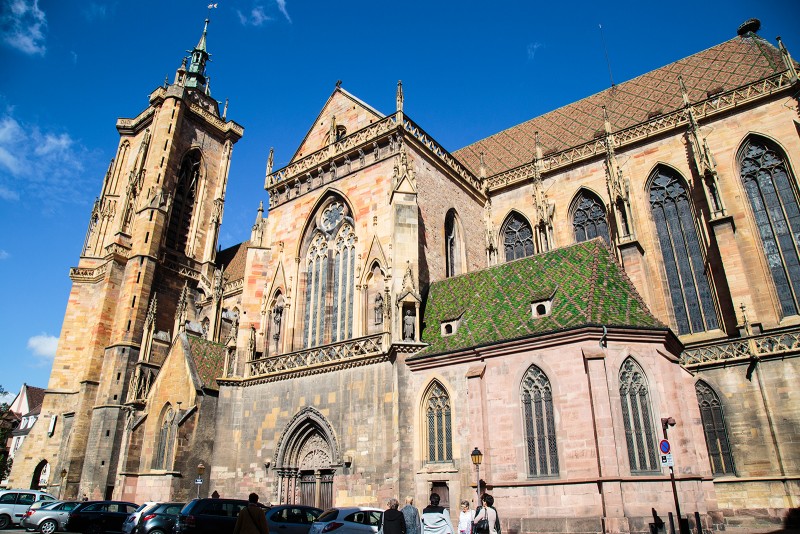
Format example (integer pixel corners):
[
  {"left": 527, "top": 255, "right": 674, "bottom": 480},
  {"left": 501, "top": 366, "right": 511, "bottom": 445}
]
[{"left": 184, "top": 18, "right": 211, "bottom": 91}]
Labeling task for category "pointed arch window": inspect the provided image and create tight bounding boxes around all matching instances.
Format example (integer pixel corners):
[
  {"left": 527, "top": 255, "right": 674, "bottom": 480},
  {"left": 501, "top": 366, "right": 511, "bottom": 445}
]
[
  {"left": 573, "top": 191, "right": 610, "bottom": 244},
  {"left": 649, "top": 168, "right": 719, "bottom": 335},
  {"left": 521, "top": 365, "right": 558, "bottom": 477},
  {"left": 153, "top": 406, "right": 176, "bottom": 470},
  {"left": 619, "top": 358, "right": 658, "bottom": 473},
  {"left": 695, "top": 381, "right": 735, "bottom": 476},
  {"left": 302, "top": 200, "right": 356, "bottom": 348},
  {"left": 166, "top": 150, "right": 201, "bottom": 254},
  {"left": 445, "top": 209, "right": 465, "bottom": 277},
  {"left": 424, "top": 382, "right": 452, "bottom": 463},
  {"left": 739, "top": 137, "right": 800, "bottom": 316},
  {"left": 502, "top": 213, "right": 535, "bottom": 261}
]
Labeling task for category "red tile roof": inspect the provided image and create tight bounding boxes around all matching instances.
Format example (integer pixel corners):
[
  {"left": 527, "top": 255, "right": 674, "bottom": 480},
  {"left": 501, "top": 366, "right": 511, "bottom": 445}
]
[
  {"left": 186, "top": 335, "right": 227, "bottom": 390},
  {"left": 216, "top": 241, "right": 249, "bottom": 281},
  {"left": 454, "top": 35, "right": 787, "bottom": 176}
]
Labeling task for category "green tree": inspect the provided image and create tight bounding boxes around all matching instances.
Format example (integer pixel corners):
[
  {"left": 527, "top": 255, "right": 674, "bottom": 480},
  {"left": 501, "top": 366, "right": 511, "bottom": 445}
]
[{"left": 0, "top": 384, "right": 13, "bottom": 480}]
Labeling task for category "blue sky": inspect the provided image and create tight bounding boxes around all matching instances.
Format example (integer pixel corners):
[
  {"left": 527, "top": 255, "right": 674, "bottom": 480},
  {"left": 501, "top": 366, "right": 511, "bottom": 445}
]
[{"left": 1, "top": 0, "right": 798, "bottom": 400}]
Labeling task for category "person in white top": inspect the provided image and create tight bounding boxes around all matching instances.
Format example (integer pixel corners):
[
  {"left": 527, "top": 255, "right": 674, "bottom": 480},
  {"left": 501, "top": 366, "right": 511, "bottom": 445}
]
[
  {"left": 473, "top": 494, "right": 499, "bottom": 534},
  {"left": 457, "top": 500, "right": 474, "bottom": 534}
]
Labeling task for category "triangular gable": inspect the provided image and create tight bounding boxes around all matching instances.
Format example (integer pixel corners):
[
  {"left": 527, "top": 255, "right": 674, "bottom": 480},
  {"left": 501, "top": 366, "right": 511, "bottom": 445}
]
[{"left": 290, "top": 87, "right": 385, "bottom": 163}]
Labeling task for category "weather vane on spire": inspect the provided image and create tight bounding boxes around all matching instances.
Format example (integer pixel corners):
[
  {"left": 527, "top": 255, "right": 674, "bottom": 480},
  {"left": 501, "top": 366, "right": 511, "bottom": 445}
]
[{"left": 207, "top": 3, "right": 218, "bottom": 17}]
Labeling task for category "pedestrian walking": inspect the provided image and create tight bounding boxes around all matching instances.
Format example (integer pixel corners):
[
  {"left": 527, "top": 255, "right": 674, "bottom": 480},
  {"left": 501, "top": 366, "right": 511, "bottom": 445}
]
[
  {"left": 233, "top": 492, "right": 269, "bottom": 534},
  {"left": 457, "top": 501, "right": 474, "bottom": 534},
  {"left": 421, "top": 494, "right": 454, "bottom": 534},
  {"left": 473, "top": 494, "right": 499, "bottom": 534},
  {"left": 381, "top": 498, "right": 407, "bottom": 534},
  {"left": 401, "top": 496, "right": 421, "bottom": 534}
]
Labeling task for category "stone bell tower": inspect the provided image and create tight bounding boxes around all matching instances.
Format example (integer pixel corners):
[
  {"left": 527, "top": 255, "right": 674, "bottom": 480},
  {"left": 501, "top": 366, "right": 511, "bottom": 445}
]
[{"left": 7, "top": 18, "right": 243, "bottom": 499}]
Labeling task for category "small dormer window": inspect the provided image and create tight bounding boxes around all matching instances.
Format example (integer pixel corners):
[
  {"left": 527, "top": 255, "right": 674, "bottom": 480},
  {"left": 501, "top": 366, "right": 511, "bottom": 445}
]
[
  {"left": 440, "top": 317, "right": 461, "bottom": 337},
  {"left": 531, "top": 298, "right": 553, "bottom": 318}
]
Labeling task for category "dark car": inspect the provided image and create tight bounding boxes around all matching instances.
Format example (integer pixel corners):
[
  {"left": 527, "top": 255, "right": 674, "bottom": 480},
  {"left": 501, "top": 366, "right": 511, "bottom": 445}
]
[
  {"left": 173, "top": 498, "right": 251, "bottom": 534},
  {"left": 265, "top": 505, "right": 323, "bottom": 534},
  {"left": 65, "top": 500, "right": 139, "bottom": 533},
  {"left": 127, "top": 501, "right": 183, "bottom": 534}
]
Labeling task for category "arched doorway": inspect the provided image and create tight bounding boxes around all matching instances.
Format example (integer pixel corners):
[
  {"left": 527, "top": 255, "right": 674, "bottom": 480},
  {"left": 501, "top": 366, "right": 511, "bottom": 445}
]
[
  {"left": 275, "top": 408, "right": 339, "bottom": 509},
  {"left": 30, "top": 460, "right": 49, "bottom": 490}
]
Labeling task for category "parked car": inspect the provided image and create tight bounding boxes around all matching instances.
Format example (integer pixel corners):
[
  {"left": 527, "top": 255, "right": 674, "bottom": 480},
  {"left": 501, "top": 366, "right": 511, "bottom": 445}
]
[
  {"left": 65, "top": 500, "right": 138, "bottom": 533},
  {"left": 0, "top": 489, "right": 56, "bottom": 528},
  {"left": 308, "top": 507, "right": 383, "bottom": 534},
  {"left": 266, "top": 505, "right": 323, "bottom": 534},
  {"left": 121, "top": 502, "right": 158, "bottom": 534},
  {"left": 173, "top": 498, "right": 251, "bottom": 534},
  {"left": 129, "top": 501, "right": 183, "bottom": 534},
  {"left": 20, "top": 500, "right": 80, "bottom": 533}
]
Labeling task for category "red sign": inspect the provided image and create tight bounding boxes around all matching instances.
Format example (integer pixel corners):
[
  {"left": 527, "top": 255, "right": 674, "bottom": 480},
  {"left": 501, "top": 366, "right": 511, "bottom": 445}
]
[{"left": 659, "top": 439, "right": 671, "bottom": 454}]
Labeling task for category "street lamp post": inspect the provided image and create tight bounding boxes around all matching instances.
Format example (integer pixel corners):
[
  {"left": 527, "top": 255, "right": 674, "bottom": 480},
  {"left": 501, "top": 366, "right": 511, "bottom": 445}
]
[
  {"left": 661, "top": 417, "right": 685, "bottom": 534},
  {"left": 196, "top": 462, "right": 205, "bottom": 499},
  {"left": 470, "top": 447, "right": 483, "bottom": 505}
]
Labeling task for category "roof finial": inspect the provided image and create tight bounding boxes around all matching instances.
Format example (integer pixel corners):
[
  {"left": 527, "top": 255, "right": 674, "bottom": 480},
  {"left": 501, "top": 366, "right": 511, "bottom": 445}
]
[
  {"left": 266, "top": 147, "right": 274, "bottom": 177},
  {"left": 184, "top": 18, "right": 211, "bottom": 91},
  {"left": 396, "top": 80, "right": 404, "bottom": 113},
  {"left": 602, "top": 105, "right": 612, "bottom": 134},
  {"left": 777, "top": 36, "right": 799, "bottom": 83},
  {"left": 222, "top": 98, "right": 229, "bottom": 119},
  {"left": 677, "top": 75, "right": 691, "bottom": 107},
  {"left": 335, "top": 80, "right": 342, "bottom": 88}
]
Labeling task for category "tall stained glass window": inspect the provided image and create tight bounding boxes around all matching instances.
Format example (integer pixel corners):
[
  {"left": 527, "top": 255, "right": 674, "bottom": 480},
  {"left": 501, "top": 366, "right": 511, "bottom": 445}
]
[
  {"left": 695, "top": 381, "right": 735, "bottom": 475},
  {"left": 649, "top": 167, "right": 719, "bottom": 334},
  {"left": 573, "top": 191, "right": 610, "bottom": 244},
  {"left": 521, "top": 365, "right": 558, "bottom": 477},
  {"left": 425, "top": 382, "right": 452, "bottom": 463},
  {"left": 739, "top": 137, "right": 800, "bottom": 317},
  {"left": 619, "top": 358, "right": 658, "bottom": 473},
  {"left": 502, "top": 213, "right": 535, "bottom": 261}
]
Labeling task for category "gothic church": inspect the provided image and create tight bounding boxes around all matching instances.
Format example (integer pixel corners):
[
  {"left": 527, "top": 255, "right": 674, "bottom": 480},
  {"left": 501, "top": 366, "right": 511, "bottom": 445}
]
[{"left": 8, "top": 16, "right": 800, "bottom": 534}]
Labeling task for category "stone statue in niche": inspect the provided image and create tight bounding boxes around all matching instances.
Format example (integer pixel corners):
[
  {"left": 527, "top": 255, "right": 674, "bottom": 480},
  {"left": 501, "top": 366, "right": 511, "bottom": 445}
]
[
  {"left": 403, "top": 310, "right": 415, "bottom": 341},
  {"left": 272, "top": 304, "right": 284, "bottom": 346},
  {"left": 374, "top": 293, "right": 384, "bottom": 325}
]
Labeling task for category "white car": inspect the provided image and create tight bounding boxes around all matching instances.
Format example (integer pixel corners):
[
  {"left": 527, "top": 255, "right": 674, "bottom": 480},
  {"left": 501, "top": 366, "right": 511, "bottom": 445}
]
[
  {"left": 308, "top": 507, "right": 383, "bottom": 534},
  {"left": 0, "top": 489, "right": 56, "bottom": 528}
]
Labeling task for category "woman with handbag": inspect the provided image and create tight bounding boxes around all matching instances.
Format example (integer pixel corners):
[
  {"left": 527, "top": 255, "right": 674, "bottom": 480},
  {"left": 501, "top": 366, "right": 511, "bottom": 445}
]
[{"left": 473, "top": 494, "right": 499, "bottom": 534}]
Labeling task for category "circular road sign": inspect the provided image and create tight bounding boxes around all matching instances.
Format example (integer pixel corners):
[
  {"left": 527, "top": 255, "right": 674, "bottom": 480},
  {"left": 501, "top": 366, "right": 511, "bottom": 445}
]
[{"left": 659, "top": 439, "right": 671, "bottom": 454}]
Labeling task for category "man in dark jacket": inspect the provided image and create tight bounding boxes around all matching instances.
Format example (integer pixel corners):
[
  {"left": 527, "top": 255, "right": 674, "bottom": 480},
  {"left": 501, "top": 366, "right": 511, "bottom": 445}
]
[{"left": 383, "top": 498, "right": 407, "bottom": 534}]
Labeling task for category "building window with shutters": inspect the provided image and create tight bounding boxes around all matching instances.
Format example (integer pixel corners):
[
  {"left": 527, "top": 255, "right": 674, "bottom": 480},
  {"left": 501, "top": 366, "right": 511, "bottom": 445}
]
[
  {"left": 738, "top": 136, "right": 800, "bottom": 318},
  {"left": 424, "top": 381, "right": 452, "bottom": 463},
  {"left": 521, "top": 365, "right": 558, "bottom": 477},
  {"left": 648, "top": 166, "right": 719, "bottom": 335},
  {"left": 695, "top": 381, "right": 736, "bottom": 475},
  {"left": 619, "top": 358, "right": 659, "bottom": 473}
]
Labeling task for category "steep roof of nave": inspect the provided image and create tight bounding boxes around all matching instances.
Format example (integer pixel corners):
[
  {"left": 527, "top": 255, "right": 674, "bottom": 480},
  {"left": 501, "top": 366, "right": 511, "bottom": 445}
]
[
  {"left": 186, "top": 335, "right": 227, "bottom": 390},
  {"left": 419, "top": 239, "right": 664, "bottom": 357},
  {"left": 453, "top": 34, "right": 788, "bottom": 177},
  {"left": 215, "top": 240, "right": 249, "bottom": 281}
]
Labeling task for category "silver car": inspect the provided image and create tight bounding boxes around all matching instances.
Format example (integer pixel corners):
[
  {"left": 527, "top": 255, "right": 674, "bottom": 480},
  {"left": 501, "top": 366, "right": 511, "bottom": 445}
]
[
  {"left": 20, "top": 500, "right": 80, "bottom": 534},
  {"left": 308, "top": 507, "right": 383, "bottom": 534}
]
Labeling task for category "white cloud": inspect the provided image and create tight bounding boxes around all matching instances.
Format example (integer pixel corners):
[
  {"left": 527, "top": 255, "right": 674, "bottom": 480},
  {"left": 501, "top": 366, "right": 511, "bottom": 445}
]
[
  {"left": 0, "top": 249, "right": 9, "bottom": 259},
  {"left": 0, "top": 390, "right": 14, "bottom": 405},
  {"left": 527, "top": 42, "right": 543, "bottom": 61},
  {"left": 237, "top": 6, "right": 271, "bottom": 26},
  {"left": 275, "top": 0, "right": 291, "bottom": 23},
  {"left": 0, "top": 110, "right": 96, "bottom": 209},
  {"left": 1, "top": 0, "right": 47, "bottom": 56},
  {"left": 27, "top": 333, "right": 58, "bottom": 363}
]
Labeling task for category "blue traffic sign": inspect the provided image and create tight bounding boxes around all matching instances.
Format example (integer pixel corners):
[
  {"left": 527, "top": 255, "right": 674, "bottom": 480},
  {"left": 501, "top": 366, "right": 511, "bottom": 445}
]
[{"left": 659, "top": 439, "right": 671, "bottom": 454}]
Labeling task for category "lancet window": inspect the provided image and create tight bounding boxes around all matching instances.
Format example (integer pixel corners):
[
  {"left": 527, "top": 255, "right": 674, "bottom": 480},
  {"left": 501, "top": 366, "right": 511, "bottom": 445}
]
[
  {"left": 153, "top": 405, "right": 175, "bottom": 470},
  {"left": 738, "top": 136, "right": 800, "bottom": 317},
  {"left": 502, "top": 212, "right": 535, "bottom": 262},
  {"left": 521, "top": 365, "right": 558, "bottom": 477},
  {"left": 649, "top": 167, "right": 719, "bottom": 335},
  {"left": 695, "top": 381, "right": 735, "bottom": 476},
  {"left": 445, "top": 209, "right": 465, "bottom": 277},
  {"left": 619, "top": 358, "right": 658, "bottom": 473},
  {"left": 302, "top": 199, "right": 356, "bottom": 348},
  {"left": 166, "top": 149, "right": 202, "bottom": 255},
  {"left": 572, "top": 191, "right": 610, "bottom": 244},
  {"left": 424, "top": 381, "right": 452, "bottom": 463}
]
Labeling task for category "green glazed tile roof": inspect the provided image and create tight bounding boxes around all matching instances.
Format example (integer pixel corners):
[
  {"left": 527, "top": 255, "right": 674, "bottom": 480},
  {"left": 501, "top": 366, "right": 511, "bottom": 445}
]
[
  {"left": 419, "top": 239, "right": 664, "bottom": 356},
  {"left": 186, "top": 335, "right": 227, "bottom": 390}
]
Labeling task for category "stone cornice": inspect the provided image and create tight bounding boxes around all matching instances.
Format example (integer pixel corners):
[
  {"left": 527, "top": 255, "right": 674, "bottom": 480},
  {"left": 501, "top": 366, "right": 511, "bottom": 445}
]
[
  {"left": 486, "top": 71, "right": 798, "bottom": 191},
  {"left": 116, "top": 107, "right": 155, "bottom": 136}
]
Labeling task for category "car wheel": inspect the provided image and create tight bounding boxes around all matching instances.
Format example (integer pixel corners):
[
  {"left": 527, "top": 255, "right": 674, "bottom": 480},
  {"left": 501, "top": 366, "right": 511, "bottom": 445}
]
[
  {"left": 0, "top": 514, "right": 10, "bottom": 529},
  {"left": 39, "top": 519, "right": 58, "bottom": 534},
  {"left": 149, "top": 529, "right": 166, "bottom": 534}
]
